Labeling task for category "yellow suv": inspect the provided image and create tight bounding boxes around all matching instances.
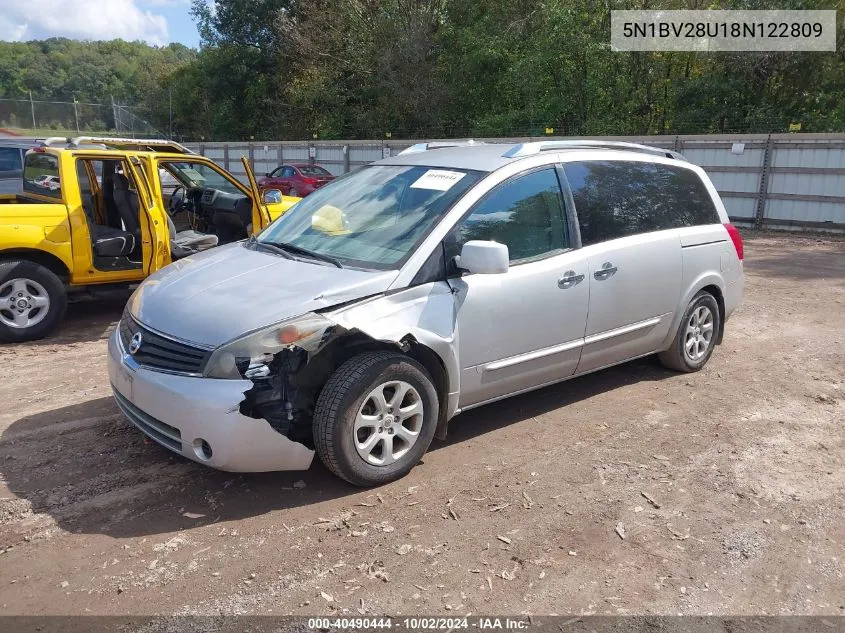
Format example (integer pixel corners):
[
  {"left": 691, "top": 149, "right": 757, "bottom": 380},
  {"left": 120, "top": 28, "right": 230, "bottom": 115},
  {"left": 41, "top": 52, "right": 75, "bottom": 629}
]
[{"left": 0, "top": 137, "right": 299, "bottom": 342}]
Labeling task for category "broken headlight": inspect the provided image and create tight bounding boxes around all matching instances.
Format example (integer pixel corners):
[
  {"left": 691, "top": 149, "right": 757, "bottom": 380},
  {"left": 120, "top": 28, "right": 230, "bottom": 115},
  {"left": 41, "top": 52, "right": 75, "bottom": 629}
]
[{"left": 204, "top": 313, "right": 335, "bottom": 379}]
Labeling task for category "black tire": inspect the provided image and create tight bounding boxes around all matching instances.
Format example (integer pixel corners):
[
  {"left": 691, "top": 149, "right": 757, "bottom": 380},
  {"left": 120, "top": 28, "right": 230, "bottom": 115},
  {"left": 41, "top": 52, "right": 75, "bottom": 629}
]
[
  {"left": 658, "top": 291, "right": 721, "bottom": 373},
  {"left": 313, "top": 351, "right": 439, "bottom": 487},
  {"left": 289, "top": 188, "right": 300, "bottom": 198},
  {"left": 0, "top": 260, "right": 67, "bottom": 343}
]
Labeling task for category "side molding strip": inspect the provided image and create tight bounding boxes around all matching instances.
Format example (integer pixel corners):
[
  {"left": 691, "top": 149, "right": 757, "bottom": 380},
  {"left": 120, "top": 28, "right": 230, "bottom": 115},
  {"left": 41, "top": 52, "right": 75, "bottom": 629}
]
[
  {"left": 483, "top": 338, "right": 584, "bottom": 372},
  {"left": 584, "top": 315, "right": 664, "bottom": 346}
]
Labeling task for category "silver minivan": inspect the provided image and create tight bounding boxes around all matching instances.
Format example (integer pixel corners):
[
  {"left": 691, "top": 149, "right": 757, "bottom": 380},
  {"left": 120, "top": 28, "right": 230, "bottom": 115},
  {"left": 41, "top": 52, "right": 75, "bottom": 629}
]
[{"left": 108, "top": 140, "right": 744, "bottom": 486}]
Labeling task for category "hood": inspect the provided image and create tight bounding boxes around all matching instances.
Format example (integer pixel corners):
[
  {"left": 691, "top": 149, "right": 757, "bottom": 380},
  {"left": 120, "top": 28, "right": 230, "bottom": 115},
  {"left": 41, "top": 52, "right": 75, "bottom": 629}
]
[{"left": 128, "top": 242, "right": 398, "bottom": 347}]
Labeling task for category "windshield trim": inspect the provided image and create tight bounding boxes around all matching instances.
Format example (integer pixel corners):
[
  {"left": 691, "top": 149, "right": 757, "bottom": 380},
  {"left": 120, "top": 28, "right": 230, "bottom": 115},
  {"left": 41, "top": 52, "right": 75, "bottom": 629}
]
[{"left": 256, "top": 165, "right": 484, "bottom": 272}]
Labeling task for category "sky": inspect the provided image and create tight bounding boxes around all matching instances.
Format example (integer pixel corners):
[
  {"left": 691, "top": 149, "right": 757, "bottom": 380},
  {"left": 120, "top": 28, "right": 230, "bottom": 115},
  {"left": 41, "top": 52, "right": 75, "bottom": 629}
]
[{"left": 0, "top": 0, "right": 202, "bottom": 48}]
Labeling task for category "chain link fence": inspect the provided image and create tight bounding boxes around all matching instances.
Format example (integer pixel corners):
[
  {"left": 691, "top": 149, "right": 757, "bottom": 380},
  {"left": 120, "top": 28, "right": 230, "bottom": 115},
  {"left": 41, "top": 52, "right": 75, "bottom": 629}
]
[
  {"left": 0, "top": 97, "right": 817, "bottom": 142},
  {"left": 0, "top": 98, "right": 163, "bottom": 137}
]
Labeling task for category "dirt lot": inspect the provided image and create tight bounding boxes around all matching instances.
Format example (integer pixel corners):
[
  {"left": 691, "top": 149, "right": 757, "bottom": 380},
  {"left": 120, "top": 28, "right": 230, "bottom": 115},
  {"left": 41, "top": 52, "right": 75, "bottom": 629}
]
[{"left": 0, "top": 233, "right": 843, "bottom": 617}]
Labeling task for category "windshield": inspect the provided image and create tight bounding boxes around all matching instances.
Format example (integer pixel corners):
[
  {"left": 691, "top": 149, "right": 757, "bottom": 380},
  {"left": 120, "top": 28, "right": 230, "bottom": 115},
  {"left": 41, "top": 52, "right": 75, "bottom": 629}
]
[
  {"left": 257, "top": 165, "right": 482, "bottom": 269},
  {"left": 163, "top": 161, "right": 243, "bottom": 195}
]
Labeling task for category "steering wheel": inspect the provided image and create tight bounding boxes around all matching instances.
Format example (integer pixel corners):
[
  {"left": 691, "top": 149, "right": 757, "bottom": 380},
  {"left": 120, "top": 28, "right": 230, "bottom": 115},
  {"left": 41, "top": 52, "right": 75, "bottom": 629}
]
[{"left": 168, "top": 185, "right": 186, "bottom": 217}]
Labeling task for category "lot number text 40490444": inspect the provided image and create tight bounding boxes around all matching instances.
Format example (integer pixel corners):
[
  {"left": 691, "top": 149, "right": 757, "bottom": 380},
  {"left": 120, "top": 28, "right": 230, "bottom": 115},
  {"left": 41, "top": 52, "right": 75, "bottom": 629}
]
[{"left": 306, "top": 617, "right": 531, "bottom": 630}]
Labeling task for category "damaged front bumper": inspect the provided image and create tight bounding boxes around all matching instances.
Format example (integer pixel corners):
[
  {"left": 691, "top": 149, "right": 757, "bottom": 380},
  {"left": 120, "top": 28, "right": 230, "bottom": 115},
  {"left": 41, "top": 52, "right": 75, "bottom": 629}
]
[{"left": 107, "top": 328, "right": 315, "bottom": 472}]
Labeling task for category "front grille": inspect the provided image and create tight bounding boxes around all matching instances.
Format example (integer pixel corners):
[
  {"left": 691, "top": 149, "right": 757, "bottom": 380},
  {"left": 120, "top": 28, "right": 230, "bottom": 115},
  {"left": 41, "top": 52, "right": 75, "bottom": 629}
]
[
  {"left": 119, "top": 316, "right": 211, "bottom": 375},
  {"left": 112, "top": 386, "right": 183, "bottom": 453}
]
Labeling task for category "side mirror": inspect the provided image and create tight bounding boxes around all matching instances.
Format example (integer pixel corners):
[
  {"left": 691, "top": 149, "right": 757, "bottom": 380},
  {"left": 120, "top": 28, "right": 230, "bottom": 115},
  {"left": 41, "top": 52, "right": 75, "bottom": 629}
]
[
  {"left": 263, "top": 189, "right": 282, "bottom": 204},
  {"left": 264, "top": 172, "right": 271, "bottom": 177},
  {"left": 455, "top": 240, "right": 509, "bottom": 274}
]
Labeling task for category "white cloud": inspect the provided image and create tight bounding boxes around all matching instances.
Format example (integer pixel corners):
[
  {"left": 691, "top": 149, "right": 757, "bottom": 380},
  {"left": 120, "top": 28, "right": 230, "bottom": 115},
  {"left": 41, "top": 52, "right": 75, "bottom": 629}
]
[
  {"left": 0, "top": 0, "right": 170, "bottom": 45},
  {"left": 142, "top": 0, "right": 188, "bottom": 6}
]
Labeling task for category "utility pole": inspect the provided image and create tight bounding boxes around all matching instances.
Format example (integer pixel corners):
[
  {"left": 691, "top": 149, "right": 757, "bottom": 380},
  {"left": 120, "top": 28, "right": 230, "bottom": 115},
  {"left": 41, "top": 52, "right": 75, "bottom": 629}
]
[
  {"left": 29, "top": 90, "right": 36, "bottom": 130},
  {"left": 169, "top": 87, "right": 173, "bottom": 140},
  {"left": 73, "top": 95, "right": 80, "bottom": 134},
  {"left": 111, "top": 95, "right": 119, "bottom": 134}
]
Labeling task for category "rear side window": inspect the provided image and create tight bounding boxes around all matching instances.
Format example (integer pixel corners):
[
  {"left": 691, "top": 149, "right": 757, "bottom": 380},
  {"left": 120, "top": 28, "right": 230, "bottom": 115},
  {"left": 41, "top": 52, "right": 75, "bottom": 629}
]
[
  {"left": 453, "top": 168, "right": 568, "bottom": 263},
  {"left": 563, "top": 161, "right": 720, "bottom": 246},
  {"left": 23, "top": 152, "right": 62, "bottom": 199},
  {"left": 0, "top": 148, "right": 22, "bottom": 173},
  {"left": 299, "top": 165, "right": 331, "bottom": 176}
]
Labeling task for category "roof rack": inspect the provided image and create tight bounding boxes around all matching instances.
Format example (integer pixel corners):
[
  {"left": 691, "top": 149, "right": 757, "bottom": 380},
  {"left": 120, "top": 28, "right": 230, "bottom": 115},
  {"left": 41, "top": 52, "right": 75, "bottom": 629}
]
[
  {"left": 502, "top": 140, "right": 686, "bottom": 161},
  {"left": 40, "top": 136, "right": 194, "bottom": 154},
  {"left": 397, "top": 139, "right": 487, "bottom": 156}
]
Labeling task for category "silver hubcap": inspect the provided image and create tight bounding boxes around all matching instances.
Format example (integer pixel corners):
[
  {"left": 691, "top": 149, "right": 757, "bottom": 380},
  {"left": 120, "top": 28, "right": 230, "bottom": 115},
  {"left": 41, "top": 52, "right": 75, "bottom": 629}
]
[
  {"left": 684, "top": 305, "right": 714, "bottom": 362},
  {"left": 0, "top": 278, "right": 50, "bottom": 329},
  {"left": 354, "top": 380, "right": 424, "bottom": 466}
]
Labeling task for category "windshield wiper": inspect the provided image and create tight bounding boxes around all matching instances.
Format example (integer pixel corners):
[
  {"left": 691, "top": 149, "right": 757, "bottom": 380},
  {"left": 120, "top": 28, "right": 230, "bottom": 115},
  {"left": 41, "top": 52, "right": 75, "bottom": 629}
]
[
  {"left": 247, "top": 235, "right": 294, "bottom": 260},
  {"left": 261, "top": 240, "right": 343, "bottom": 268}
]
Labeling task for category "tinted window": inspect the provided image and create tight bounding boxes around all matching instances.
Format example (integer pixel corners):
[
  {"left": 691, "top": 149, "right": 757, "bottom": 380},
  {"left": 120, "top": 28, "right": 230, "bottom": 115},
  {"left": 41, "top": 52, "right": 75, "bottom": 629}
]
[
  {"left": 299, "top": 165, "right": 331, "bottom": 176},
  {"left": 283, "top": 166, "right": 295, "bottom": 177},
  {"left": 563, "top": 161, "right": 720, "bottom": 246},
  {"left": 23, "top": 153, "right": 62, "bottom": 199},
  {"left": 454, "top": 168, "right": 568, "bottom": 263},
  {"left": 0, "top": 148, "right": 22, "bottom": 173}
]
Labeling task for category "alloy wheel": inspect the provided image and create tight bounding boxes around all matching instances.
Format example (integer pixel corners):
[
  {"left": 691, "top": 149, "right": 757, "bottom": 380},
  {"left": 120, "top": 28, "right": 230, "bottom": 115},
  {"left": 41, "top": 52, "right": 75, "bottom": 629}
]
[
  {"left": 0, "top": 278, "right": 50, "bottom": 329},
  {"left": 684, "top": 305, "right": 714, "bottom": 362},
  {"left": 354, "top": 380, "right": 424, "bottom": 466}
]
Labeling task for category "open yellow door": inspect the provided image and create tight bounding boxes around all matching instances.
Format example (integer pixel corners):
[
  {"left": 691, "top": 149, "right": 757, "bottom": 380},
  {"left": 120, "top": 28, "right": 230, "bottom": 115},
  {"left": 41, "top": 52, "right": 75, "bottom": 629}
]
[
  {"left": 241, "top": 155, "right": 272, "bottom": 232},
  {"left": 126, "top": 157, "right": 169, "bottom": 273}
]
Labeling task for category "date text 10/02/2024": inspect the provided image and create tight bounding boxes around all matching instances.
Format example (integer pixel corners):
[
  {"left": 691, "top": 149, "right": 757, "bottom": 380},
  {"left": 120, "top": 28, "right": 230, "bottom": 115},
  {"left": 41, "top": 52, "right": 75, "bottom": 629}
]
[{"left": 307, "top": 617, "right": 531, "bottom": 630}]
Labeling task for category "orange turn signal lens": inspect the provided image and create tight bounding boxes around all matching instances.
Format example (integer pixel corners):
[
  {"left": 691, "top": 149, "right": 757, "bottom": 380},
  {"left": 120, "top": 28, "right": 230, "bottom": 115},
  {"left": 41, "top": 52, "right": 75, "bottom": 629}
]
[{"left": 278, "top": 326, "right": 302, "bottom": 345}]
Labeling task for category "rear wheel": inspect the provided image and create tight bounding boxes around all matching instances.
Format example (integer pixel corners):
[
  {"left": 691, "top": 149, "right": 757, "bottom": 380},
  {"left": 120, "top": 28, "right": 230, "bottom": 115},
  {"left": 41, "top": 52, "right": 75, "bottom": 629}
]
[
  {"left": 658, "top": 291, "right": 720, "bottom": 372},
  {"left": 313, "top": 351, "right": 439, "bottom": 486},
  {"left": 289, "top": 188, "right": 300, "bottom": 197},
  {"left": 0, "top": 260, "right": 67, "bottom": 343}
]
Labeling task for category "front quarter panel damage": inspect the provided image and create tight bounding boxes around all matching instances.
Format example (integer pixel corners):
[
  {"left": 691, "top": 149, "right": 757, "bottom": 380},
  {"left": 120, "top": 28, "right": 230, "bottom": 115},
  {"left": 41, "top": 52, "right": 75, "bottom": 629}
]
[
  {"left": 234, "top": 282, "right": 459, "bottom": 450},
  {"left": 325, "top": 282, "right": 460, "bottom": 419},
  {"left": 239, "top": 346, "right": 314, "bottom": 445}
]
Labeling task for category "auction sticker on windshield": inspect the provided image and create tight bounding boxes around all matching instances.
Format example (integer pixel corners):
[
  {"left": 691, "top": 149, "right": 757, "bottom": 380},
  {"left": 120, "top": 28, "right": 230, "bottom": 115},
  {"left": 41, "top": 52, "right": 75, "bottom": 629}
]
[{"left": 410, "top": 169, "right": 465, "bottom": 191}]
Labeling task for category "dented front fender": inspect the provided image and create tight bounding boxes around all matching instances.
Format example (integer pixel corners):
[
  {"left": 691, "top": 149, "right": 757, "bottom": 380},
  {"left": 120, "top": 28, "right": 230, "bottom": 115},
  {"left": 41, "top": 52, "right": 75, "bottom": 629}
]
[{"left": 324, "top": 281, "right": 461, "bottom": 419}]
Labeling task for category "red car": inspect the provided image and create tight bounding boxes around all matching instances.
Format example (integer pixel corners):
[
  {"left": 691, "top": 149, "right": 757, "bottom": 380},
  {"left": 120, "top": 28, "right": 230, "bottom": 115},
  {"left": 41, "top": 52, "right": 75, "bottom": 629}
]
[{"left": 258, "top": 163, "right": 335, "bottom": 197}]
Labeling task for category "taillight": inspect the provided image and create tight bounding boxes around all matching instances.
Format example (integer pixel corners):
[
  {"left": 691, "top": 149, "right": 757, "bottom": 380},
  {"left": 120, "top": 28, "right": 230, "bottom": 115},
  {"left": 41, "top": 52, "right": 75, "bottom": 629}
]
[
  {"left": 724, "top": 223, "right": 744, "bottom": 261},
  {"left": 302, "top": 177, "right": 318, "bottom": 185}
]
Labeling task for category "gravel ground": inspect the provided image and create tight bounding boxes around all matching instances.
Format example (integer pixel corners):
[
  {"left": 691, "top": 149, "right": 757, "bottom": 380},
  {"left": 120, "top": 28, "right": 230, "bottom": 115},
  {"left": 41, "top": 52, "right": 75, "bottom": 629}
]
[{"left": 0, "top": 233, "right": 843, "bottom": 616}]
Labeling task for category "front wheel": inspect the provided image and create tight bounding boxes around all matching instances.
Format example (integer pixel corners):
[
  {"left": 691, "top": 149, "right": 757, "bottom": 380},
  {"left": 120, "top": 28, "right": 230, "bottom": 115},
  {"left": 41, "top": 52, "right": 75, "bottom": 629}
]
[
  {"left": 658, "top": 291, "right": 721, "bottom": 372},
  {"left": 0, "top": 260, "right": 67, "bottom": 343},
  {"left": 313, "top": 351, "right": 439, "bottom": 486}
]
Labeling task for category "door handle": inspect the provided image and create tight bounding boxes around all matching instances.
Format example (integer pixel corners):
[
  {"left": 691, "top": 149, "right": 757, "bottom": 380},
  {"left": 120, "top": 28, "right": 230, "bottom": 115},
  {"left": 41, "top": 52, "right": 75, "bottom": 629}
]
[
  {"left": 558, "top": 271, "right": 585, "bottom": 289},
  {"left": 593, "top": 262, "right": 618, "bottom": 280}
]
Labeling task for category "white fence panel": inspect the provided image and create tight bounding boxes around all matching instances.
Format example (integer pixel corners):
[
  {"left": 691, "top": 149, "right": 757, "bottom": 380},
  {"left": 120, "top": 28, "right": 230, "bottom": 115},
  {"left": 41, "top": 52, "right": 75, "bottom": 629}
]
[{"left": 182, "top": 134, "right": 845, "bottom": 232}]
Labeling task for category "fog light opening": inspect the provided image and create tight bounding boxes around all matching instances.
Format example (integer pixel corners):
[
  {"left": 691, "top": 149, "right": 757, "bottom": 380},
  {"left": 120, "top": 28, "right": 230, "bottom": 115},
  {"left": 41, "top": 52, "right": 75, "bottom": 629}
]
[{"left": 193, "top": 438, "right": 213, "bottom": 461}]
